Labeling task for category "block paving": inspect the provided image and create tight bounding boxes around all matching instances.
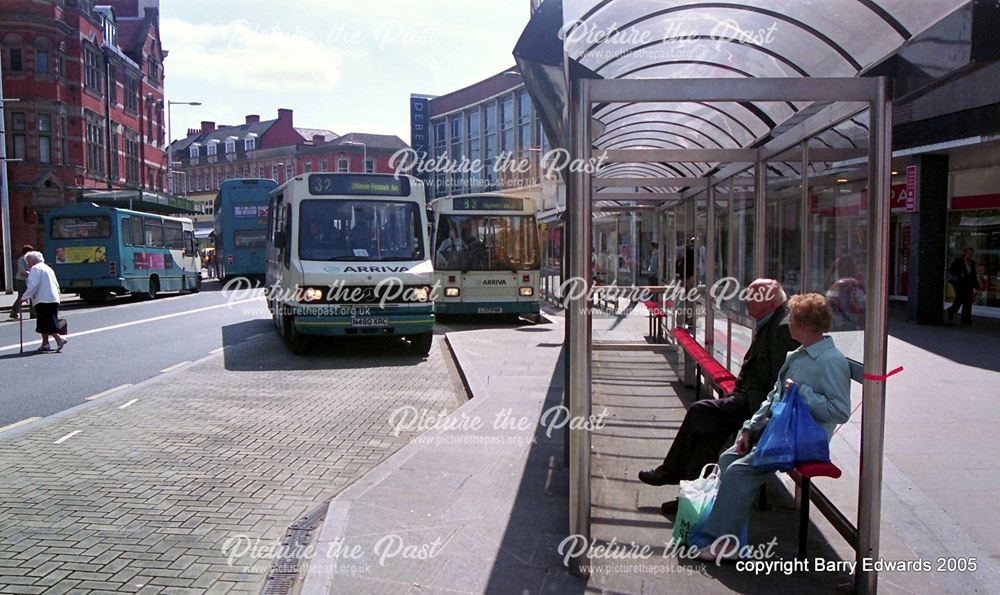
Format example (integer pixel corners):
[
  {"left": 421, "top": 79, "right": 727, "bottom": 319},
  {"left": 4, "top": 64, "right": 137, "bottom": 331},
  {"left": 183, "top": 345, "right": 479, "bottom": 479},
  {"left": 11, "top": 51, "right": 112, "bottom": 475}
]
[{"left": 0, "top": 334, "right": 464, "bottom": 594}]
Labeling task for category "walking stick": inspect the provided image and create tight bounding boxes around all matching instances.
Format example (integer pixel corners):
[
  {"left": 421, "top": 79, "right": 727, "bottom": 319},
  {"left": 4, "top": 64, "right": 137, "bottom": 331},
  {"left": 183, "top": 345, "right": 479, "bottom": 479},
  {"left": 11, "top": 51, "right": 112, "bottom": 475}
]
[{"left": 19, "top": 307, "right": 24, "bottom": 354}]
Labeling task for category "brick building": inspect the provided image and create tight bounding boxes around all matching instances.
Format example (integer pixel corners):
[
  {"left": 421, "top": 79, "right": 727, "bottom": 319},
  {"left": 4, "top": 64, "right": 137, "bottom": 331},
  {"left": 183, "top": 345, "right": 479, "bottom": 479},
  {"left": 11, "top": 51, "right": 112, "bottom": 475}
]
[
  {"left": 1, "top": 0, "right": 168, "bottom": 252},
  {"left": 168, "top": 110, "right": 408, "bottom": 232}
]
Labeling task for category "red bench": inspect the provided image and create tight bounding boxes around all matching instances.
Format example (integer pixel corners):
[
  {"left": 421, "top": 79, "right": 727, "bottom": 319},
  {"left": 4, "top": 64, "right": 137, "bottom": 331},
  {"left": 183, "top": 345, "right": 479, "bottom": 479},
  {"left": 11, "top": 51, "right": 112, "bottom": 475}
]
[
  {"left": 644, "top": 300, "right": 667, "bottom": 341},
  {"left": 790, "top": 461, "right": 843, "bottom": 559},
  {"left": 670, "top": 327, "right": 736, "bottom": 399}
]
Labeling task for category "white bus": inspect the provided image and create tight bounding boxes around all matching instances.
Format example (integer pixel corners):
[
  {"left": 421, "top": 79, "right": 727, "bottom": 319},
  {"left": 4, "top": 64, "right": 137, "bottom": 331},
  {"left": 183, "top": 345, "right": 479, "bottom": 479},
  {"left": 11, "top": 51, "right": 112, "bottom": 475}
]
[
  {"left": 265, "top": 173, "right": 434, "bottom": 354},
  {"left": 430, "top": 194, "right": 541, "bottom": 318}
]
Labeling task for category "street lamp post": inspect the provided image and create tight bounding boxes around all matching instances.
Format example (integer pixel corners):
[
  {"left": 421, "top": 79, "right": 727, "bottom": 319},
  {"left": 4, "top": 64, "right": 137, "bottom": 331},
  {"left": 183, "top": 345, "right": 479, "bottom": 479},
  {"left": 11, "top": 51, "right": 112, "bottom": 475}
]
[
  {"left": 1, "top": 59, "right": 22, "bottom": 294},
  {"left": 167, "top": 100, "right": 201, "bottom": 196},
  {"left": 343, "top": 140, "right": 368, "bottom": 172}
]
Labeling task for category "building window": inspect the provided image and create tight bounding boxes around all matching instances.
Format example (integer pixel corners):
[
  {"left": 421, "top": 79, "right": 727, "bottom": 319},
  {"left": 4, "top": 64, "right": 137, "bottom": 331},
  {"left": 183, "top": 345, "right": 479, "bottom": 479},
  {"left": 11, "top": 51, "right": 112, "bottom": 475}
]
[
  {"left": 108, "top": 129, "right": 117, "bottom": 177},
  {"left": 11, "top": 112, "right": 26, "bottom": 161},
  {"left": 157, "top": 105, "right": 164, "bottom": 145},
  {"left": 320, "top": 159, "right": 328, "bottom": 172},
  {"left": 125, "top": 132, "right": 139, "bottom": 183},
  {"left": 190, "top": 144, "right": 200, "bottom": 158},
  {"left": 466, "top": 110, "right": 480, "bottom": 190},
  {"left": 85, "top": 115, "right": 104, "bottom": 174},
  {"left": 84, "top": 47, "right": 101, "bottom": 91},
  {"left": 337, "top": 158, "right": 349, "bottom": 172},
  {"left": 37, "top": 114, "right": 52, "bottom": 164},
  {"left": 124, "top": 76, "right": 137, "bottom": 111},
  {"left": 244, "top": 137, "right": 256, "bottom": 151},
  {"left": 35, "top": 49, "right": 49, "bottom": 75},
  {"left": 8, "top": 48, "right": 22, "bottom": 72},
  {"left": 500, "top": 95, "right": 514, "bottom": 153},
  {"left": 271, "top": 165, "right": 279, "bottom": 180},
  {"left": 258, "top": 166, "right": 265, "bottom": 178},
  {"left": 206, "top": 142, "right": 217, "bottom": 156},
  {"left": 225, "top": 139, "right": 236, "bottom": 154},
  {"left": 146, "top": 101, "right": 153, "bottom": 140},
  {"left": 518, "top": 92, "right": 532, "bottom": 149},
  {"left": 364, "top": 159, "right": 374, "bottom": 174},
  {"left": 107, "top": 65, "right": 117, "bottom": 103},
  {"left": 148, "top": 61, "right": 159, "bottom": 84},
  {"left": 305, "top": 162, "right": 312, "bottom": 173},
  {"left": 285, "top": 163, "right": 294, "bottom": 180}
]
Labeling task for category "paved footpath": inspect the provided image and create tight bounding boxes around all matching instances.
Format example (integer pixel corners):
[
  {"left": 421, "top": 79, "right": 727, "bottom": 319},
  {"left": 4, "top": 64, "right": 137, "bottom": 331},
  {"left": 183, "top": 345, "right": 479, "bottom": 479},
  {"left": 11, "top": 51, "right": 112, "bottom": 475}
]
[{"left": 0, "top": 332, "right": 465, "bottom": 594}]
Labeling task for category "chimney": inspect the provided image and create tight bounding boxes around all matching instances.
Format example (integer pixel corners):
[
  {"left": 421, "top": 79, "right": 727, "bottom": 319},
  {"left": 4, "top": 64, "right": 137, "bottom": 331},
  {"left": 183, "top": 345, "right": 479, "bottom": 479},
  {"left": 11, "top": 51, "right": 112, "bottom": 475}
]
[
  {"left": 201, "top": 121, "right": 215, "bottom": 133},
  {"left": 246, "top": 114, "right": 260, "bottom": 124},
  {"left": 277, "top": 109, "right": 293, "bottom": 125},
  {"left": 187, "top": 128, "right": 199, "bottom": 137},
  {"left": 312, "top": 134, "right": 325, "bottom": 146}
]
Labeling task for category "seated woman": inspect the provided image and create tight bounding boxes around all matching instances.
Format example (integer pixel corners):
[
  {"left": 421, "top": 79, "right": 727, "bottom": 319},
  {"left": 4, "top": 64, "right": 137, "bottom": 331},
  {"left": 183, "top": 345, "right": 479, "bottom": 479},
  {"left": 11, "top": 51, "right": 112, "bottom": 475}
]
[{"left": 690, "top": 293, "right": 852, "bottom": 561}]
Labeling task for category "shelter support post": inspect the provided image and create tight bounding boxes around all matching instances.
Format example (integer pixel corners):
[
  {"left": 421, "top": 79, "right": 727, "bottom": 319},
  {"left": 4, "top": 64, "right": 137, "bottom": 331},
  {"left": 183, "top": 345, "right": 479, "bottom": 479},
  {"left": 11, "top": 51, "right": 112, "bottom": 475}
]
[{"left": 856, "top": 76, "right": 893, "bottom": 595}]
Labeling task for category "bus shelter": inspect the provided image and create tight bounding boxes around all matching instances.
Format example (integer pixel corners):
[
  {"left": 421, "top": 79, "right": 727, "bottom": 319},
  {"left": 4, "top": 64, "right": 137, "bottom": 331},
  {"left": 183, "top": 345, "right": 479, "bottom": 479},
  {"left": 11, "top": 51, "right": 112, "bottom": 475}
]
[{"left": 515, "top": 1, "right": 971, "bottom": 592}]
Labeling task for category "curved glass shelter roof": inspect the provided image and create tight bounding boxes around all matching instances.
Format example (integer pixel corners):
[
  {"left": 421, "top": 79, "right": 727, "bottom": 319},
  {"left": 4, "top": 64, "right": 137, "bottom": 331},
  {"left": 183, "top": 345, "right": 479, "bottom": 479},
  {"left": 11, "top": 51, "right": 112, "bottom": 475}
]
[{"left": 522, "top": 0, "right": 971, "bottom": 200}]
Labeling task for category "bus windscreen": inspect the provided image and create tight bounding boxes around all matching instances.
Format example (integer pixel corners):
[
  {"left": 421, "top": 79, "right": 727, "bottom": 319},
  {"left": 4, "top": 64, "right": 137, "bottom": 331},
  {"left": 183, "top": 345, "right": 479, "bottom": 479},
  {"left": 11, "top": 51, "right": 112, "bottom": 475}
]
[
  {"left": 299, "top": 200, "right": 425, "bottom": 262},
  {"left": 434, "top": 214, "right": 539, "bottom": 271}
]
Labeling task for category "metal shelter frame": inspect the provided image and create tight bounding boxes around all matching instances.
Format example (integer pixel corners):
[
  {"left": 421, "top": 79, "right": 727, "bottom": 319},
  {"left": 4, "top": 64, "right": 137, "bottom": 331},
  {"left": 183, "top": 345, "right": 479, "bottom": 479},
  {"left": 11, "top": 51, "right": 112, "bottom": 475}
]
[{"left": 564, "top": 76, "right": 893, "bottom": 594}]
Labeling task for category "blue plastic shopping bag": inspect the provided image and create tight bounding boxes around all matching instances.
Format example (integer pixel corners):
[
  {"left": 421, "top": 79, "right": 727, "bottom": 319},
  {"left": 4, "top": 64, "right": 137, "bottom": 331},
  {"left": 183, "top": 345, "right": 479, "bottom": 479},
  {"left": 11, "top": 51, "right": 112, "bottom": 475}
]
[
  {"left": 751, "top": 388, "right": 796, "bottom": 471},
  {"left": 752, "top": 384, "right": 831, "bottom": 470}
]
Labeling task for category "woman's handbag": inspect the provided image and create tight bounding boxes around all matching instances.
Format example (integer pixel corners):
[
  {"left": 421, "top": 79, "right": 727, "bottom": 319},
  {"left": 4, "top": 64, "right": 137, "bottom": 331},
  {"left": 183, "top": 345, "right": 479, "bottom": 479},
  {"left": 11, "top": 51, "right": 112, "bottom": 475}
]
[
  {"left": 752, "top": 384, "right": 830, "bottom": 471},
  {"left": 672, "top": 463, "right": 719, "bottom": 545},
  {"left": 57, "top": 318, "right": 68, "bottom": 335}
]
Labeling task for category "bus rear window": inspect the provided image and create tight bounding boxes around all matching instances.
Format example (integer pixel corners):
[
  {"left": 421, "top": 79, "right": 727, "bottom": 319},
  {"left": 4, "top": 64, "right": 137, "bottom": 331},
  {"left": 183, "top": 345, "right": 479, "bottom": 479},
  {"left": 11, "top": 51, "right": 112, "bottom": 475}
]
[
  {"left": 52, "top": 216, "right": 110, "bottom": 239},
  {"left": 234, "top": 229, "right": 267, "bottom": 248}
]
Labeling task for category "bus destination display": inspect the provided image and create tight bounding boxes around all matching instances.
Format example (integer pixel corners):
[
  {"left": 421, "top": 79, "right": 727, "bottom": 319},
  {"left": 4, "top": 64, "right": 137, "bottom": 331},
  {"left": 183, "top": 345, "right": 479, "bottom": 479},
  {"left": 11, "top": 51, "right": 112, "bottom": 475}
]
[
  {"left": 453, "top": 196, "right": 524, "bottom": 211},
  {"left": 308, "top": 174, "right": 410, "bottom": 197}
]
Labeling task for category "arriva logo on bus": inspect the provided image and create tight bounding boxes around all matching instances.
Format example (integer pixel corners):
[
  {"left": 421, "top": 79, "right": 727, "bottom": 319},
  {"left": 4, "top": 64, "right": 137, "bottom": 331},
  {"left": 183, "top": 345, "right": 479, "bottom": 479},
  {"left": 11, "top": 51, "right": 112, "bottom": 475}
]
[{"left": 323, "top": 265, "right": 411, "bottom": 273}]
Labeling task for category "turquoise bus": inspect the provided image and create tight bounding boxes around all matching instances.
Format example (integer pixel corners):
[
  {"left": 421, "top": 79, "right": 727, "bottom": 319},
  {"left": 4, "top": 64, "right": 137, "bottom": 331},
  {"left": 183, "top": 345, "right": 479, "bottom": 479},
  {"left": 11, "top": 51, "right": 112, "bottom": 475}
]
[
  {"left": 45, "top": 203, "right": 202, "bottom": 303},
  {"left": 214, "top": 178, "right": 277, "bottom": 281}
]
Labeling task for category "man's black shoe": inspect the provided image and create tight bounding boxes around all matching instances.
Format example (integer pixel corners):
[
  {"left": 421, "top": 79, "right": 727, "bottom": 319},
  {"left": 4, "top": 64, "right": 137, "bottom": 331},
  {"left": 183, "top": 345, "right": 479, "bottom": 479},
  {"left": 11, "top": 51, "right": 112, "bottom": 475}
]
[
  {"left": 660, "top": 499, "right": 680, "bottom": 517},
  {"left": 638, "top": 469, "right": 676, "bottom": 486}
]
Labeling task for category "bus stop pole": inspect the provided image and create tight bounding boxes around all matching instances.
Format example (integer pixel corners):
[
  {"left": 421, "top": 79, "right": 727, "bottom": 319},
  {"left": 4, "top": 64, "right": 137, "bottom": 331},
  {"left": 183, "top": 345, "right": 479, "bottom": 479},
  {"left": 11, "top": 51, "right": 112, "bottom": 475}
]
[
  {"left": 800, "top": 142, "right": 811, "bottom": 292},
  {"left": 856, "top": 76, "right": 893, "bottom": 595},
  {"left": 754, "top": 156, "right": 766, "bottom": 279},
  {"left": 567, "top": 77, "right": 593, "bottom": 577},
  {"left": 705, "top": 184, "right": 716, "bottom": 353},
  {"left": 0, "top": 58, "right": 14, "bottom": 294}
]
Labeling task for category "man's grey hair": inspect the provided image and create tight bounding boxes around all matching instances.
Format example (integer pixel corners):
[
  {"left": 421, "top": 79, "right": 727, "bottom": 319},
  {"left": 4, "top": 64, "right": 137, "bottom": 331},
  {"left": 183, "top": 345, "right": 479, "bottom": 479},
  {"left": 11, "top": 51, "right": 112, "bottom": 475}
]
[{"left": 24, "top": 251, "right": 44, "bottom": 265}]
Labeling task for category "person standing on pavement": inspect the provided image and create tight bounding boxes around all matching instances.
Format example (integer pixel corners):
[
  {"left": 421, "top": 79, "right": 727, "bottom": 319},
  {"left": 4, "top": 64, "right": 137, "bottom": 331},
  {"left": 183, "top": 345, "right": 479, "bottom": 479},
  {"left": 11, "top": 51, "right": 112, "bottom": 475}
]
[
  {"left": 8, "top": 244, "right": 34, "bottom": 320},
  {"left": 21, "top": 251, "right": 67, "bottom": 353},
  {"left": 647, "top": 241, "right": 660, "bottom": 286},
  {"left": 946, "top": 247, "right": 980, "bottom": 324},
  {"left": 637, "top": 279, "right": 799, "bottom": 517}
]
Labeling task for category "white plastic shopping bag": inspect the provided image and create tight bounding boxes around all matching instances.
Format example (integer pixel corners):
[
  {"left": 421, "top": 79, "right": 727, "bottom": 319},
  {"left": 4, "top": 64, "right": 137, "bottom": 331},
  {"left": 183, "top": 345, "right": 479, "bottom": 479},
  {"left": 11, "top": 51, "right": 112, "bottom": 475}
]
[{"left": 671, "top": 463, "right": 719, "bottom": 545}]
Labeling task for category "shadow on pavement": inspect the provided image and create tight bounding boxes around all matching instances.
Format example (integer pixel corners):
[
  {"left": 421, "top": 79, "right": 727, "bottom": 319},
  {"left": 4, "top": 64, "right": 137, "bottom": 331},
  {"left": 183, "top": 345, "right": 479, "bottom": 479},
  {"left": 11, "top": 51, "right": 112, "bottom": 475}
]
[
  {"left": 887, "top": 302, "right": 1000, "bottom": 373},
  {"left": 219, "top": 319, "right": 436, "bottom": 371},
  {"left": 482, "top": 346, "right": 588, "bottom": 594}
]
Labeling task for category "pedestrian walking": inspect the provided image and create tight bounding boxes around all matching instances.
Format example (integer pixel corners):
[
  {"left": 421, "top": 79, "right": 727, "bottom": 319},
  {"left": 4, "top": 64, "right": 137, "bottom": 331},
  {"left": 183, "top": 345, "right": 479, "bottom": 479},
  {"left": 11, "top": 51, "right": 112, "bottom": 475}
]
[
  {"left": 946, "top": 247, "right": 980, "bottom": 324},
  {"left": 21, "top": 251, "right": 67, "bottom": 353},
  {"left": 8, "top": 244, "right": 34, "bottom": 320}
]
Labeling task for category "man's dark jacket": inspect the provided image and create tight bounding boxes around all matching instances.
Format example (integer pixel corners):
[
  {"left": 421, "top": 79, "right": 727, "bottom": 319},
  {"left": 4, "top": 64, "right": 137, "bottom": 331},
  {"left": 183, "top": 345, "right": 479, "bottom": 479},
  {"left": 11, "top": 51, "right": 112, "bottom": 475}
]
[{"left": 733, "top": 303, "right": 799, "bottom": 413}]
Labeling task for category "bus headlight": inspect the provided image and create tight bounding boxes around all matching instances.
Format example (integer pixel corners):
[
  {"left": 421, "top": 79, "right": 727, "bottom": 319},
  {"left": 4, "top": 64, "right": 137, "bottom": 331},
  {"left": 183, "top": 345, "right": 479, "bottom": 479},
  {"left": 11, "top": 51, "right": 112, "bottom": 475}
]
[
  {"left": 301, "top": 287, "right": 324, "bottom": 302},
  {"left": 445, "top": 287, "right": 460, "bottom": 297},
  {"left": 519, "top": 287, "right": 534, "bottom": 297},
  {"left": 412, "top": 286, "right": 431, "bottom": 302}
]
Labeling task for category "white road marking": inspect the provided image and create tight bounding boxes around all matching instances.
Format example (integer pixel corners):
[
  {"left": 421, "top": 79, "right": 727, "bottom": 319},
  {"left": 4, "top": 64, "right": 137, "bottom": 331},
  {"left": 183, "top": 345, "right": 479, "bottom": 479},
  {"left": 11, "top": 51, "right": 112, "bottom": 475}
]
[
  {"left": 54, "top": 430, "right": 81, "bottom": 444},
  {"left": 160, "top": 361, "right": 191, "bottom": 373},
  {"left": 85, "top": 384, "right": 133, "bottom": 401},
  {"left": 118, "top": 399, "right": 138, "bottom": 410},
  {"left": 0, "top": 417, "right": 41, "bottom": 433},
  {"left": 0, "top": 297, "right": 262, "bottom": 352}
]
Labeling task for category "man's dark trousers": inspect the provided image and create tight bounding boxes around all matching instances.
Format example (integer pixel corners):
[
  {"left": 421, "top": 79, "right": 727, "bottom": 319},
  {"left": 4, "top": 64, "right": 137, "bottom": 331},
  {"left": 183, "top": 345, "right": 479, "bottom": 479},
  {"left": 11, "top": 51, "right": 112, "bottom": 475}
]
[{"left": 657, "top": 392, "right": 751, "bottom": 482}]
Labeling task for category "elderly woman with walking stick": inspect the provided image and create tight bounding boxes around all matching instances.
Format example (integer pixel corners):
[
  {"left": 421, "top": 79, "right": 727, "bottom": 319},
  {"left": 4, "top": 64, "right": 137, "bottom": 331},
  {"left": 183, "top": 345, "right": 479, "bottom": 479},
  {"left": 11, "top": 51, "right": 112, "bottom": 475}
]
[{"left": 21, "top": 251, "right": 68, "bottom": 353}]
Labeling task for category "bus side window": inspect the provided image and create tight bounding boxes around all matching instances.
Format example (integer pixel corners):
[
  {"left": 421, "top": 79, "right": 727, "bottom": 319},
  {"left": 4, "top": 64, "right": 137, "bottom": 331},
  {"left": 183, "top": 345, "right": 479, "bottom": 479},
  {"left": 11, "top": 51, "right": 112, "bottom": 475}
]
[
  {"left": 131, "top": 217, "right": 144, "bottom": 247},
  {"left": 144, "top": 217, "right": 164, "bottom": 248},
  {"left": 282, "top": 203, "right": 292, "bottom": 269},
  {"left": 121, "top": 217, "right": 131, "bottom": 246},
  {"left": 184, "top": 230, "right": 195, "bottom": 256}
]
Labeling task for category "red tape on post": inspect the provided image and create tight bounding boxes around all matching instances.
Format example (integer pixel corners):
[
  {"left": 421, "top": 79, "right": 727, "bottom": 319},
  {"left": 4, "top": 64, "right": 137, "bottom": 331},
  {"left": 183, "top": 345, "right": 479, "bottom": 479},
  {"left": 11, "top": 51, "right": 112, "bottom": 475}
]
[{"left": 863, "top": 366, "right": 904, "bottom": 382}]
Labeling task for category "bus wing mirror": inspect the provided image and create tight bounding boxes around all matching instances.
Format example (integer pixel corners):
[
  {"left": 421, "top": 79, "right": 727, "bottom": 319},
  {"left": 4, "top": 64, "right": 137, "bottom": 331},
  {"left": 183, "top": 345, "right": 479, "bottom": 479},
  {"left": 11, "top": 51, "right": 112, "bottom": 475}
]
[{"left": 273, "top": 230, "right": 287, "bottom": 248}]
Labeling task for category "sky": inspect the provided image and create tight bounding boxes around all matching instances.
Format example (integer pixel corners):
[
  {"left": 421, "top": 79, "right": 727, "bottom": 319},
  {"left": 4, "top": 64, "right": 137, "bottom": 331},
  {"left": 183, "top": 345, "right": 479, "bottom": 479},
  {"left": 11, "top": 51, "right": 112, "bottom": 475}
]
[{"left": 159, "top": 0, "right": 534, "bottom": 144}]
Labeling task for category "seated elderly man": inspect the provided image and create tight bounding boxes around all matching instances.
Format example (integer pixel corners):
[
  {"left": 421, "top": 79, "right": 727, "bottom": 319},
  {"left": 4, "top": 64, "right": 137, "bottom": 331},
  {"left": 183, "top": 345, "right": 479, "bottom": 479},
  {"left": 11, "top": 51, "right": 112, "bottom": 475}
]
[
  {"left": 692, "top": 293, "right": 851, "bottom": 560},
  {"left": 638, "top": 279, "right": 800, "bottom": 516}
]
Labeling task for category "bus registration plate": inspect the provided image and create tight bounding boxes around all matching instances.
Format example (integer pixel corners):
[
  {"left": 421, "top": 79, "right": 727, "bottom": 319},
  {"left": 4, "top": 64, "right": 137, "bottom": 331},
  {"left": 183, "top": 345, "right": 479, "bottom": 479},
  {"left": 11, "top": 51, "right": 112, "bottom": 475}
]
[
  {"left": 71, "top": 280, "right": 93, "bottom": 287},
  {"left": 477, "top": 307, "right": 502, "bottom": 314},
  {"left": 352, "top": 317, "right": 388, "bottom": 327}
]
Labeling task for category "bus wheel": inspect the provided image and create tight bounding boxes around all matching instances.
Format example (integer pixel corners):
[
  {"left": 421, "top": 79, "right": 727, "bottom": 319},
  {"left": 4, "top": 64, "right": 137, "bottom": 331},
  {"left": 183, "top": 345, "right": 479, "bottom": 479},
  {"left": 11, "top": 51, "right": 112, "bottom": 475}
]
[
  {"left": 81, "top": 290, "right": 109, "bottom": 304},
  {"left": 281, "top": 312, "right": 309, "bottom": 354},
  {"left": 408, "top": 332, "right": 433, "bottom": 356},
  {"left": 146, "top": 276, "right": 160, "bottom": 300}
]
